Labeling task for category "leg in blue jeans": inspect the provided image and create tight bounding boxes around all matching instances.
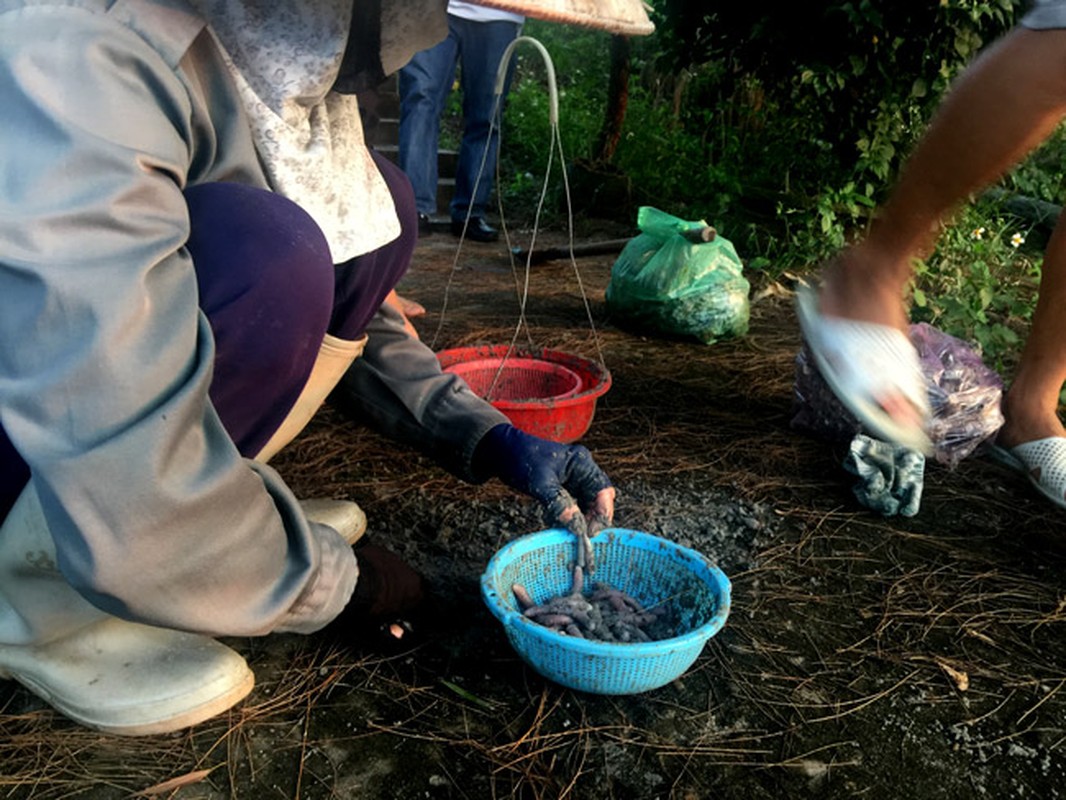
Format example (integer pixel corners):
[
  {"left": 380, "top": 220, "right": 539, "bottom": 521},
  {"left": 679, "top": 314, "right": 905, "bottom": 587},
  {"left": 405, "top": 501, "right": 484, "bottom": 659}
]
[
  {"left": 450, "top": 16, "right": 521, "bottom": 223},
  {"left": 399, "top": 33, "right": 460, "bottom": 217}
]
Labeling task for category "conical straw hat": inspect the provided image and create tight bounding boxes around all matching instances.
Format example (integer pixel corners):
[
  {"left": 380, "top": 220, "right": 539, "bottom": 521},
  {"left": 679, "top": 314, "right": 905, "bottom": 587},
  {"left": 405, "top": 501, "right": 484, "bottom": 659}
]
[{"left": 470, "top": 0, "right": 655, "bottom": 36}]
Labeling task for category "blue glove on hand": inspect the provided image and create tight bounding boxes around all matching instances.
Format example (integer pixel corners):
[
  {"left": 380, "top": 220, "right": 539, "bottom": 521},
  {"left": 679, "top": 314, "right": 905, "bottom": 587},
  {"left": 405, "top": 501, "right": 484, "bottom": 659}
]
[{"left": 473, "top": 424, "right": 616, "bottom": 534}]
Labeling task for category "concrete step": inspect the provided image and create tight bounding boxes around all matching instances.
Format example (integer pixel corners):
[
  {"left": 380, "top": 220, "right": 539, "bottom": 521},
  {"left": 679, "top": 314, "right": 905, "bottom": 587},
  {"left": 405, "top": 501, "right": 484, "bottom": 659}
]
[
  {"left": 437, "top": 148, "right": 458, "bottom": 176},
  {"left": 373, "top": 144, "right": 458, "bottom": 212},
  {"left": 370, "top": 131, "right": 457, "bottom": 171},
  {"left": 365, "top": 70, "right": 461, "bottom": 216},
  {"left": 374, "top": 143, "right": 398, "bottom": 164},
  {"left": 437, "top": 177, "right": 455, "bottom": 214},
  {"left": 373, "top": 135, "right": 457, "bottom": 173},
  {"left": 374, "top": 91, "right": 400, "bottom": 120},
  {"left": 369, "top": 117, "right": 399, "bottom": 147}
]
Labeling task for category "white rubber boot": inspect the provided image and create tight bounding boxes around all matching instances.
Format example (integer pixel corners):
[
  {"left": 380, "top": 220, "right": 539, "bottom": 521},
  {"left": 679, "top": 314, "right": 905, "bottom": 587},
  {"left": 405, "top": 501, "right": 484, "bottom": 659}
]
[
  {"left": 0, "top": 484, "right": 254, "bottom": 736},
  {"left": 260, "top": 334, "right": 370, "bottom": 546},
  {"left": 0, "top": 616, "right": 254, "bottom": 736},
  {"left": 300, "top": 498, "right": 367, "bottom": 545},
  {"left": 255, "top": 332, "right": 368, "bottom": 463}
]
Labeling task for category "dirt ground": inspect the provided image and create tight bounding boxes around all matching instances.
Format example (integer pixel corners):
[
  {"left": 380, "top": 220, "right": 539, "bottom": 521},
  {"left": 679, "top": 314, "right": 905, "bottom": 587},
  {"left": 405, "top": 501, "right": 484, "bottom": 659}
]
[{"left": 2, "top": 223, "right": 1066, "bottom": 800}]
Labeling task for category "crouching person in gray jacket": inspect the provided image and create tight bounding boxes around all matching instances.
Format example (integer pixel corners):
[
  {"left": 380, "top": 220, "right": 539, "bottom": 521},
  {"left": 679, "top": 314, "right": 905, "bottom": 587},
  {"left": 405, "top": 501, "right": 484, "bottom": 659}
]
[{"left": 0, "top": 0, "right": 651, "bottom": 736}]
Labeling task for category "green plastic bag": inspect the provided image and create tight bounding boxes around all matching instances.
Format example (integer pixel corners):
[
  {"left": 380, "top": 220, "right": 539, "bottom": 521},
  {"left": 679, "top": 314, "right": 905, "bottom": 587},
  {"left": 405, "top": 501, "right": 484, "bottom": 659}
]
[{"left": 605, "top": 207, "right": 750, "bottom": 344}]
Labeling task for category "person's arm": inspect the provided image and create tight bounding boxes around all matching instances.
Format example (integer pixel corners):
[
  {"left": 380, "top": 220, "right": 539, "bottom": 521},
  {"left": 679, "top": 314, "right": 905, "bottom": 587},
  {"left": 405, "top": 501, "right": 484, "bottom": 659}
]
[
  {"left": 0, "top": 6, "right": 356, "bottom": 637},
  {"left": 338, "top": 302, "right": 509, "bottom": 479},
  {"left": 337, "top": 304, "right": 615, "bottom": 527}
]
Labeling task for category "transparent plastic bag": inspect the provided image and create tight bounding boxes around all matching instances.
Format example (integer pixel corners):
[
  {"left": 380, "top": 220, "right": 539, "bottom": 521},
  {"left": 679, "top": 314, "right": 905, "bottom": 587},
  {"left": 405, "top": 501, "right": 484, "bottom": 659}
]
[
  {"left": 792, "top": 321, "right": 1004, "bottom": 468},
  {"left": 912, "top": 322, "right": 1005, "bottom": 467},
  {"left": 605, "top": 207, "right": 750, "bottom": 344}
]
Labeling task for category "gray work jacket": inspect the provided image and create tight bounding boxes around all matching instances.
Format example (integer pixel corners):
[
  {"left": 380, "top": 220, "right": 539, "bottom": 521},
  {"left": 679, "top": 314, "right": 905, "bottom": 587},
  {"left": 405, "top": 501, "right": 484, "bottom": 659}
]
[{"left": 0, "top": 0, "right": 506, "bottom": 637}]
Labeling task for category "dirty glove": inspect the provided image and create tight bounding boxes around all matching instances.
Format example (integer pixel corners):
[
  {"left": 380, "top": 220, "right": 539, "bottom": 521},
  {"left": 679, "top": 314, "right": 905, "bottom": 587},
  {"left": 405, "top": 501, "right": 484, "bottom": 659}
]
[
  {"left": 473, "top": 423, "right": 616, "bottom": 534},
  {"left": 349, "top": 541, "right": 425, "bottom": 619},
  {"left": 324, "top": 540, "right": 426, "bottom": 647},
  {"left": 843, "top": 433, "right": 925, "bottom": 517}
]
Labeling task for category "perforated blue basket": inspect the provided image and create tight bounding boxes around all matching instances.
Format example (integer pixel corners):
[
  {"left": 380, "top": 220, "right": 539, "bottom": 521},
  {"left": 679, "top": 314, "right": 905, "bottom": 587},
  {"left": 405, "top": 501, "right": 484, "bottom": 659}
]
[{"left": 481, "top": 528, "right": 731, "bottom": 695}]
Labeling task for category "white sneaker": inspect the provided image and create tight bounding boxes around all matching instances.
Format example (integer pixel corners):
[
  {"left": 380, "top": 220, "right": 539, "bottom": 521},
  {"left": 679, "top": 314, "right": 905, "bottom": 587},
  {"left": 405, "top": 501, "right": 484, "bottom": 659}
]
[
  {"left": 300, "top": 498, "right": 367, "bottom": 545},
  {"left": 0, "top": 617, "right": 254, "bottom": 736}
]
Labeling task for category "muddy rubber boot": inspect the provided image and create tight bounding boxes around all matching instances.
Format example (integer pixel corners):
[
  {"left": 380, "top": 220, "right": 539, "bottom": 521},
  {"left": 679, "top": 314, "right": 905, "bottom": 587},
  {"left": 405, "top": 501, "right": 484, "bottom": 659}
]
[
  {"left": 300, "top": 498, "right": 368, "bottom": 545},
  {"left": 274, "top": 334, "right": 371, "bottom": 544},
  {"left": 0, "top": 484, "right": 254, "bottom": 736},
  {"left": 255, "top": 332, "right": 368, "bottom": 463}
]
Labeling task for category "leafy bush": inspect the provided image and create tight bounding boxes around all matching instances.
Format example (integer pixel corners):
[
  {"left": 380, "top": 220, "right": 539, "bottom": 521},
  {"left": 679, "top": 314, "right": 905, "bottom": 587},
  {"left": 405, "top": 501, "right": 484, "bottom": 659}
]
[
  {"left": 490, "top": 2, "right": 1066, "bottom": 375},
  {"left": 910, "top": 202, "right": 1042, "bottom": 373},
  {"left": 499, "top": 3, "right": 1026, "bottom": 262}
]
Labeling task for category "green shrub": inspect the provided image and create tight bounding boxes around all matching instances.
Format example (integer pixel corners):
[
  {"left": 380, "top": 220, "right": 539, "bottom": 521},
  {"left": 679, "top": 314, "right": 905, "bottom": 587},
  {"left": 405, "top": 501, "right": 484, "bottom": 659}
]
[
  {"left": 498, "top": 4, "right": 1026, "bottom": 265},
  {"left": 490, "top": 3, "right": 1066, "bottom": 380},
  {"left": 910, "top": 201, "right": 1042, "bottom": 374}
]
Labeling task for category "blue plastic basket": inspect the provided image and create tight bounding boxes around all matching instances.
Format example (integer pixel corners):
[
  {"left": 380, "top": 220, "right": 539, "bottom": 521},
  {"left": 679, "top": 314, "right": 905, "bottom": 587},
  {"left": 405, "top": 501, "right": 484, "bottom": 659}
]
[{"left": 481, "top": 528, "right": 731, "bottom": 695}]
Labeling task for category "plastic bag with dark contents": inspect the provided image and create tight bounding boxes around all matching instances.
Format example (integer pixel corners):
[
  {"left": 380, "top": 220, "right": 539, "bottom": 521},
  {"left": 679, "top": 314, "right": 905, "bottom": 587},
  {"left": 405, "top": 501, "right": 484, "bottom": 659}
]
[{"left": 792, "top": 321, "right": 1004, "bottom": 468}]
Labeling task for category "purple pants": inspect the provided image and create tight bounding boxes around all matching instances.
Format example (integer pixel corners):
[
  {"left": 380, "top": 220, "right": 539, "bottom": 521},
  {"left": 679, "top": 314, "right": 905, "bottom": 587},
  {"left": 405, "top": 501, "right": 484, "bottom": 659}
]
[{"left": 0, "top": 150, "right": 417, "bottom": 520}]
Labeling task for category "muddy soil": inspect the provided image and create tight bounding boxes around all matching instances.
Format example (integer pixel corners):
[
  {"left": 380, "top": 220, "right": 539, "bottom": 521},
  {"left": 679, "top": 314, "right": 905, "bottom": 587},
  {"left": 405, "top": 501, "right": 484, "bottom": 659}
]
[{"left": 2, "top": 226, "right": 1065, "bottom": 800}]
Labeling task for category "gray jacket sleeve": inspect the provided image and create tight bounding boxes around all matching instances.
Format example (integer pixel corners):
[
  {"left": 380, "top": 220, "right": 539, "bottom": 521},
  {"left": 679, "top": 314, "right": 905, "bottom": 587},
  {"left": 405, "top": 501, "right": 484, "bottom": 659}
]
[
  {"left": 0, "top": 3, "right": 357, "bottom": 637},
  {"left": 337, "top": 303, "right": 510, "bottom": 481}
]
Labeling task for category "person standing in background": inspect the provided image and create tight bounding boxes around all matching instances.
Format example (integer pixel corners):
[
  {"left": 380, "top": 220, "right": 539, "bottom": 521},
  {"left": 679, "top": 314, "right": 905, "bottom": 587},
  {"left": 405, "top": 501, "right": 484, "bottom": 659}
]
[{"left": 398, "top": 0, "right": 524, "bottom": 243}]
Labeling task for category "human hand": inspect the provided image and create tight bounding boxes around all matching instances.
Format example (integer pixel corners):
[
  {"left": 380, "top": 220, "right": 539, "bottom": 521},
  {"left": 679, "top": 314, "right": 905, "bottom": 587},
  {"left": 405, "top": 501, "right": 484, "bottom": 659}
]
[
  {"left": 322, "top": 540, "right": 426, "bottom": 649},
  {"left": 474, "top": 424, "right": 616, "bottom": 539},
  {"left": 348, "top": 541, "right": 426, "bottom": 620},
  {"left": 383, "top": 289, "right": 424, "bottom": 340}
]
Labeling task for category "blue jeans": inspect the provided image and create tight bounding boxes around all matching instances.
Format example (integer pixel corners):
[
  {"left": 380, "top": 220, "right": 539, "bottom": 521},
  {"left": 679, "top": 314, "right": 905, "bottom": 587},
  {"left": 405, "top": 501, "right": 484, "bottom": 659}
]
[{"left": 398, "top": 14, "right": 521, "bottom": 220}]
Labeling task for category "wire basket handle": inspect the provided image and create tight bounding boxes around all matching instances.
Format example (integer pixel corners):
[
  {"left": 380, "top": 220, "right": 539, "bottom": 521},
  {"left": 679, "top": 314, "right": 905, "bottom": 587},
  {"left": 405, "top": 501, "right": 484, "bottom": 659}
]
[
  {"left": 495, "top": 36, "right": 558, "bottom": 125},
  {"left": 430, "top": 36, "right": 608, "bottom": 397}
]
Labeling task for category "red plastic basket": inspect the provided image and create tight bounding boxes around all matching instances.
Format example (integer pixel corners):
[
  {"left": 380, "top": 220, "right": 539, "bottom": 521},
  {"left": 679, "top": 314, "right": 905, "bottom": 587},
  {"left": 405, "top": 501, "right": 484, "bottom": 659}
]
[
  {"left": 438, "top": 345, "right": 612, "bottom": 443},
  {"left": 446, "top": 358, "right": 582, "bottom": 403}
]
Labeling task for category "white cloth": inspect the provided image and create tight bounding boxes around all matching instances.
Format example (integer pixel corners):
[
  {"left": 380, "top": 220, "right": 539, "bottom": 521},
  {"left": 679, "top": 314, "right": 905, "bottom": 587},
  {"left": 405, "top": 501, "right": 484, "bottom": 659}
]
[
  {"left": 1022, "top": 0, "right": 1066, "bottom": 29},
  {"left": 188, "top": 0, "right": 448, "bottom": 262},
  {"left": 192, "top": 0, "right": 399, "bottom": 262},
  {"left": 449, "top": 0, "right": 524, "bottom": 24}
]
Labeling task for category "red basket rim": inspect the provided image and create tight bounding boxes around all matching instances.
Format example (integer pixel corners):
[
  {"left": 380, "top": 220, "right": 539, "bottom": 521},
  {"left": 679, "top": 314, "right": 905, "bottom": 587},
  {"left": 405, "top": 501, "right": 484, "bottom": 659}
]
[
  {"left": 437, "top": 345, "right": 611, "bottom": 411},
  {"left": 445, "top": 358, "right": 582, "bottom": 402}
]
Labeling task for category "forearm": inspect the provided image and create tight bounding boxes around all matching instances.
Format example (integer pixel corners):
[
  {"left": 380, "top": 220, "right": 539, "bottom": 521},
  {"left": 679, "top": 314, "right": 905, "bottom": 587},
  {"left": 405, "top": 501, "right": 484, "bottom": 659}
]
[{"left": 336, "top": 303, "right": 509, "bottom": 481}]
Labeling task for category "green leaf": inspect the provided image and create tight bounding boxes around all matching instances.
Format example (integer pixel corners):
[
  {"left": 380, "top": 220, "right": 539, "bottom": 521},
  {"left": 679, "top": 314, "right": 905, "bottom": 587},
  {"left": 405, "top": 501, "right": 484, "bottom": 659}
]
[{"left": 439, "top": 679, "right": 498, "bottom": 712}]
